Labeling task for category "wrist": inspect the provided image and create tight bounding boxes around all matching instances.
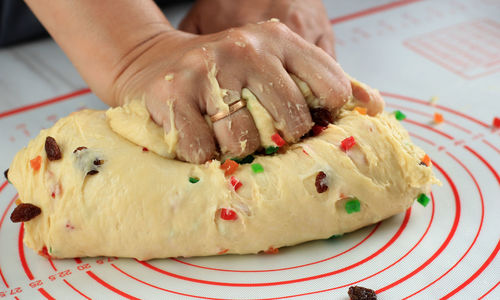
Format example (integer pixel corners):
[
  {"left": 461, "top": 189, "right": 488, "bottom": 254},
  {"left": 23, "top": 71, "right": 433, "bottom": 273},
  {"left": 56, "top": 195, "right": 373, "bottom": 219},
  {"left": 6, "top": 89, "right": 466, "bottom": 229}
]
[
  {"left": 108, "top": 28, "right": 194, "bottom": 106},
  {"left": 25, "top": 0, "right": 178, "bottom": 107}
]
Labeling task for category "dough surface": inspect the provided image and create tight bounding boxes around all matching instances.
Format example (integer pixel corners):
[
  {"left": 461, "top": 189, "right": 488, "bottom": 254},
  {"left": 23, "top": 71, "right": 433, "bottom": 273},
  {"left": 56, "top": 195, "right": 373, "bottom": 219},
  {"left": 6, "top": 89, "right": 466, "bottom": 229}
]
[{"left": 9, "top": 101, "right": 438, "bottom": 260}]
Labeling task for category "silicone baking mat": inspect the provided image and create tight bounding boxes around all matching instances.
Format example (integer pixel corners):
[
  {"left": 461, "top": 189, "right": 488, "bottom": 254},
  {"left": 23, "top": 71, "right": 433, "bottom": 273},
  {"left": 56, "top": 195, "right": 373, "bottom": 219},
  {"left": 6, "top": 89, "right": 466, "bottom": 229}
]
[{"left": 0, "top": 0, "right": 499, "bottom": 299}]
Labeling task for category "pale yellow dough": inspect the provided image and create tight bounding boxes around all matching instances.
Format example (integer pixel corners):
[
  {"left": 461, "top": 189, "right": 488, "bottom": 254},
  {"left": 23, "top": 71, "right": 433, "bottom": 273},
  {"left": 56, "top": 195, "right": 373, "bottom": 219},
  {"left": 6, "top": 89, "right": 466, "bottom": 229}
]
[{"left": 9, "top": 100, "right": 439, "bottom": 259}]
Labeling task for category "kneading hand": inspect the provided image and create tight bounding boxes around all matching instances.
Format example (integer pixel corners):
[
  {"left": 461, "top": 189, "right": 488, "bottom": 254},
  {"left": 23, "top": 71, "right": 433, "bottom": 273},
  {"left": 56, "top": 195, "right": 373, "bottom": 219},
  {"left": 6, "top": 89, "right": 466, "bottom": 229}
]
[
  {"left": 111, "top": 21, "right": 351, "bottom": 163},
  {"left": 25, "top": 0, "right": 382, "bottom": 165}
]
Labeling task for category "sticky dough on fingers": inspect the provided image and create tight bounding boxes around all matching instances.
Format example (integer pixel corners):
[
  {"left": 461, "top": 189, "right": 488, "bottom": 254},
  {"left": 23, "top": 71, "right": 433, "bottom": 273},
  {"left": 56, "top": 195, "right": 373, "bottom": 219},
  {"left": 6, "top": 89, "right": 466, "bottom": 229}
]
[
  {"left": 9, "top": 83, "right": 439, "bottom": 259},
  {"left": 106, "top": 75, "right": 333, "bottom": 158}
]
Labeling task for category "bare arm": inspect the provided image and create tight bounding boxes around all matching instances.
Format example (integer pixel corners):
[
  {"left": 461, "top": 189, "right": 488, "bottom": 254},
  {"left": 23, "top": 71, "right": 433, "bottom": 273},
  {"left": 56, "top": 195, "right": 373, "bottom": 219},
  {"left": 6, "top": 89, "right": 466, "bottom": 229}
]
[
  {"left": 25, "top": 0, "right": 355, "bottom": 164},
  {"left": 24, "top": 0, "right": 173, "bottom": 106}
]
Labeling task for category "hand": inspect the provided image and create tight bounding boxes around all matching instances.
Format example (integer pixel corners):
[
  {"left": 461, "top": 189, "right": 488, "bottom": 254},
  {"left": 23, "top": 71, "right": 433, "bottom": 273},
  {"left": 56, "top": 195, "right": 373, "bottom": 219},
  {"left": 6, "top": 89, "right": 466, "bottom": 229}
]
[
  {"left": 111, "top": 22, "right": 351, "bottom": 163},
  {"left": 179, "top": 0, "right": 336, "bottom": 58}
]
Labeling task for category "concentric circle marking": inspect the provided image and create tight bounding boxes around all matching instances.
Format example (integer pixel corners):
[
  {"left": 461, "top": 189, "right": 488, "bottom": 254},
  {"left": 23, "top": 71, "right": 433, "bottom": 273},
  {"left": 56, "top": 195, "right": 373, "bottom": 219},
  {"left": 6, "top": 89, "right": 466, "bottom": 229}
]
[
  {"left": 400, "top": 152, "right": 485, "bottom": 298},
  {"left": 171, "top": 223, "right": 380, "bottom": 273},
  {"left": 137, "top": 209, "right": 411, "bottom": 287},
  {"left": 0, "top": 90, "right": 497, "bottom": 299},
  {"left": 380, "top": 92, "right": 491, "bottom": 128}
]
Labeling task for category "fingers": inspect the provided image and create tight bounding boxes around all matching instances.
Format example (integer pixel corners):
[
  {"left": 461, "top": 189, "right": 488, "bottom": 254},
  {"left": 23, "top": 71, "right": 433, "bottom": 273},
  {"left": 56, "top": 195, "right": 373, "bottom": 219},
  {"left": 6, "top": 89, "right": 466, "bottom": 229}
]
[
  {"left": 316, "top": 30, "right": 336, "bottom": 59},
  {"left": 208, "top": 79, "right": 261, "bottom": 158},
  {"left": 350, "top": 78, "right": 385, "bottom": 116},
  {"left": 212, "top": 108, "right": 260, "bottom": 158},
  {"left": 173, "top": 100, "right": 217, "bottom": 163},
  {"left": 281, "top": 26, "right": 351, "bottom": 113},
  {"left": 246, "top": 57, "right": 312, "bottom": 142},
  {"left": 146, "top": 80, "right": 216, "bottom": 164}
]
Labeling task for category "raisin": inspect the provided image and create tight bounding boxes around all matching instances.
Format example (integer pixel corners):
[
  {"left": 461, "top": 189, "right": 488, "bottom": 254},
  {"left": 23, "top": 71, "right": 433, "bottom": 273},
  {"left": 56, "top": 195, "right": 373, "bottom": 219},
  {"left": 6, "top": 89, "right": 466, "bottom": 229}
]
[
  {"left": 10, "top": 203, "right": 41, "bottom": 223},
  {"left": 4, "top": 168, "right": 8, "bottom": 181},
  {"left": 73, "top": 146, "right": 87, "bottom": 153},
  {"left": 45, "top": 136, "right": 62, "bottom": 161},
  {"left": 93, "top": 159, "right": 104, "bottom": 166},
  {"left": 348, "top": 286, "right": 377, "bottom": 300},
  {"left": 311, "top": 125, "right": 327, "bottom": 136},
  {"left": 310, "top": 108, "right": 333, "bottom": 127},
  {"left": 315, "top": 171, "right": 328, "bottom": 193},
  {"left": 87, "top": 170, "right": 99, "bottom": 176}
]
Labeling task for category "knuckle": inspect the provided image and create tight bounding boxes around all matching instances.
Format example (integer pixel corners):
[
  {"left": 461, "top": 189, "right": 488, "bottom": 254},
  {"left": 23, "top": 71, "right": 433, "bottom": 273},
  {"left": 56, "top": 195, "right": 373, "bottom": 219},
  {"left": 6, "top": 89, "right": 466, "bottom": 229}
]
[
  {"left": 224, "top": 29, "right": 259, "bottom": 56},
  {"left": 179, "top": 49, "right": 207, "bottom": 73},
  {"left": 265, "top": 21, "right": 290, "bottom": 35},
  {"left": 226, "top": 29, "right": 253, "bottom": 45}
]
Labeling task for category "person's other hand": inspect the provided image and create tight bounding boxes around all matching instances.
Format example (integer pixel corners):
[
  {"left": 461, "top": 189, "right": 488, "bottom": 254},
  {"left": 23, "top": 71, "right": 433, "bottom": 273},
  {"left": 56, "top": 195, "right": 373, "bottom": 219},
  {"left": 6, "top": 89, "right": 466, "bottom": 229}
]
[
  {"left": 179, "top": 0, "right": 336, "bottom": 58},
  {"left": 111, "top": 22, "right": 351, "bottom": 163}
]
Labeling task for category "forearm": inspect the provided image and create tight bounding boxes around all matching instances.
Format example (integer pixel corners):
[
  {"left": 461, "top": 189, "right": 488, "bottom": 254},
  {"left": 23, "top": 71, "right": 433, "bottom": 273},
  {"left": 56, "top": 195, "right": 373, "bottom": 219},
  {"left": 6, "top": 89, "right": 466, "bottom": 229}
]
[{"left": 24, "top": 0, "right": 174, "bottom": 105}]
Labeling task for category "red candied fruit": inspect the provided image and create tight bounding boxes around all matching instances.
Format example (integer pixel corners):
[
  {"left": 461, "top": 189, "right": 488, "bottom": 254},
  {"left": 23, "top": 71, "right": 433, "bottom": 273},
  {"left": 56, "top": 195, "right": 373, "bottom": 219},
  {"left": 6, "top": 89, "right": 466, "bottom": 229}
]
[
  {"left": 493, "top": 117, "right": 500, "bottom": 128},
  {"left": 271, "top": 133, "right": 286, "bottom": 147},
  {"left": 220, "top": 208, "right": 238, "bottom": 221},
  {"left": 230, "top": 176, "right": 242, "bottom": 191},
  {"left": 340, "top": 136, "right": 356, "bottom": 152},
  {"left": 39, "top": 246, "right": 52, "bottom": 259}
]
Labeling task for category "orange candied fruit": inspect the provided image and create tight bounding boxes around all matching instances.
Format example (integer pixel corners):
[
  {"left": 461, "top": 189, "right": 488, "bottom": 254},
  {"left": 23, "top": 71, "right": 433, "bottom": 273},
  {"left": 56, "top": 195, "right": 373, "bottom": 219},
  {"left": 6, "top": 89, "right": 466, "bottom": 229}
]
[
  {"left": 30, "top": 156, "right": 42, "bottom": 171},
  {"left": 221, "top": 159, "right": 239, "bottom": 176},
  {"left": 434, "top": 112, "right": 444, "bottom": 124},
  {"left": 421, "top": 154, "right": 431, "bottom": 167},
  {"left": 217, "top": 249, "right": 229, "bottom": 255},
  {"left": 354, "top": 106, "right": 367, "bottom": 115},
  {"left": 265, "top": 247, "right": 279, "bottom": 254}
]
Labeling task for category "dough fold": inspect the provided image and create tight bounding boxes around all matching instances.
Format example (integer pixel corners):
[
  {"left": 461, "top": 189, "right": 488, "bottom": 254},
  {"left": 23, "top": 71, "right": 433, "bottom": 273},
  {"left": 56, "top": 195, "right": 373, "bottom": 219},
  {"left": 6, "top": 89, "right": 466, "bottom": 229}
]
[{"left": 9, "top": 103, "right": 439, "bottom": 260}]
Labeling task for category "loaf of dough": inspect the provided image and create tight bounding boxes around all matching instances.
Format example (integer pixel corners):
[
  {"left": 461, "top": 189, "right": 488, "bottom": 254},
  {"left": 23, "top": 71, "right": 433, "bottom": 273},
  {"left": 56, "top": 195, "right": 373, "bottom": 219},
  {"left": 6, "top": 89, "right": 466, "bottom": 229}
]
[{"left": 8, "top": 96, "right": 439, "bottom": 259}]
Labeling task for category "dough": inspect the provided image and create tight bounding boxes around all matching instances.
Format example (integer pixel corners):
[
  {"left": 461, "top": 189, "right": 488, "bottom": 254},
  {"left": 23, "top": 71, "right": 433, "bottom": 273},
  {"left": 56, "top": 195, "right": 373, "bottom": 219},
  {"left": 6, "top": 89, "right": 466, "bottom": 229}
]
[{"left": 8, "top": 95, "right": 439, "bottom": 259}]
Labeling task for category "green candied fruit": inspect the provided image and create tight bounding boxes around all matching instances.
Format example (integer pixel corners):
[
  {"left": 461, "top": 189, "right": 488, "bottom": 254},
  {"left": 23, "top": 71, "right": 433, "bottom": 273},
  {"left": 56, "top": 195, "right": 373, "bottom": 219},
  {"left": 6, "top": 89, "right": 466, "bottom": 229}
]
[
  {"left": 328, "top": 234, "right": 343, "bottom": 240},
  {"left": 417, "top": 193, "right": 430, "bottom": 207},
  {"left": 345, "top": 198, "right": 361, "bottom": 214},
  {"left": 232, "top": 155, "right": 255, "bottom": 164},
  {"left": 394, "top": 110, "right": 406, "bottom": 121},
  {"left": 265, "top": 146, "right": 279, "bottom": 155},
  {"left": 189, "top": 177, "right": 200, "bottom": 183},
  {"left": 251, "top": 163, "right": 264, "bottom": 173}
]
